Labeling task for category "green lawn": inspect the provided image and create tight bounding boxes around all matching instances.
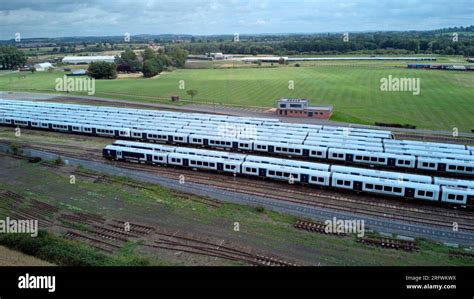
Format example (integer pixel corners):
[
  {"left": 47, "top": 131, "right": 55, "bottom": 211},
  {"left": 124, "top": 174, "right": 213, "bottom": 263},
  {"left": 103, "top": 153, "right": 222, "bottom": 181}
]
[{"left": 1, "top": 62, "right": 473, "bottom": 131}]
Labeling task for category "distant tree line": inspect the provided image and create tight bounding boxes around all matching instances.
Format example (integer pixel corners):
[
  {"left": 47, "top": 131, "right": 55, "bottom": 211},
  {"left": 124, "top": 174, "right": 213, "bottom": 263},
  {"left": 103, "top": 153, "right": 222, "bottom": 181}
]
[{"left": 179, "top": 26, "right": 474, "bottom": 56}]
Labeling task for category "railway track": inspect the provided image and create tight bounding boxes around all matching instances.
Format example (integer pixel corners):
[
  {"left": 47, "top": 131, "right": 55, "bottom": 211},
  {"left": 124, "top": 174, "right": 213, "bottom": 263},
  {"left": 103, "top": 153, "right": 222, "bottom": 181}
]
[
  {"left": 3, "top": 142, "right": 474, "bottom": 234},
  {"left": 357, "top": 236, "right": 418, "bottom": 251},
  {"left": 294, "top": 220, "right": 347, "bottom": 236}
]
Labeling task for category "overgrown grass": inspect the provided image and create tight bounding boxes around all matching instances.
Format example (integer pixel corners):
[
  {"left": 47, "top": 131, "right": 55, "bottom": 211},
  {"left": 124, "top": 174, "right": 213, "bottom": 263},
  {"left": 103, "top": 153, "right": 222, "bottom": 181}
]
[{"left": 0, "top": 231, "right": 157, "bottom": 266}]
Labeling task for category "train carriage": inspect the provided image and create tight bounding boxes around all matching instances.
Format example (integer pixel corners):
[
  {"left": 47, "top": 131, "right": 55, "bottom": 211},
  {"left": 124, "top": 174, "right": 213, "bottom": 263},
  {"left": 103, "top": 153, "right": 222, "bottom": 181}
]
[{"left": 440, "top": 186, "right": 474, "bottom": 206}]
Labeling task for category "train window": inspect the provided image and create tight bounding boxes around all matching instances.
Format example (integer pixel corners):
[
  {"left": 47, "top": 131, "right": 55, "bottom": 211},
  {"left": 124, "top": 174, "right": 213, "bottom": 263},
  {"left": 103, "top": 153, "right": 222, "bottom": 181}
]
[
  {"left": 197, "top": 161, "right": 203, "bottom": 166},
  {"left": 448, "top": 165, "right": 456, "bottom": 170},
  {"left": 332, "top": 153, "right": 338, "bottom": 158},
  {"left": 257, "top": 145, "right": 261, "bottom": 149},
  {"left": 429, "top": 163, "right": 435, "bottom": 168},
  {"left": 371, "top": 157, "right": 377, "bottom": 162},
  {"left": 418, "top": 190, "right": 425, "bottom": 196},
  {"left": 448, "top": 194, "right": 456, "bottom": 200},
  {"left": 375, "top": 185, "right": 383, "bottom": 190},
  {"left": 246, "top": 167, "right": 251, "bottom": 172},
  {"left": 404, "top": 160, "right": 411, "bottom": 165},
  {"left": 337, "top": 180, "right": 343, "bottom": 185},
  {"left": 363, "top": 157, "right": 370, "bottom": 161},
  {"left": 318, "top": 177, "right": 324, "bottom": 183},
  {"left": 378, "top": 158, "right": 385, "bottom": 162},
  {"left": 226, "top": 142, "right": 231, "bottom": 146},
  {"left": 356, "top": 156, "right": 362, "bottom": 160},
  {"left": 467, "top": 167, "right": 473, "bottom": 172},
  {"left": 384, "top": 186, "right": 392, "bottom": 192},
  {"left": 269, "top": 170, "right": 275, "bottom": 175},
  {"left": 252, "top": 168, "right": 257, "bottom": 173},
  {"left": 422, "top": 162, "right": 429, "bottom": 167},
  {"left": 457, "top": 166, "right": 465, "bottom": 171},
  {"left": 426, "top": 191, "right": 433, "bottom": 197},
  {"left": 366, "top": 184, "right": 374, "bottom": 189},
  {"left": 394, "top": 187, "right": 402, "bottom": 193},
  {"left": 154, "top": 156, "right": 158, "bottom": 160},
  {"left": 344, "top": 181, "right": 350, "bottom": 186},
  {"left": 456, "top": 195, "right": 464, "bottom": 201},
  {"left": 203, "top": 162, "right": 208, "bottom": 166},
  {"left": 276, "top": 147, "right": 281, "bottom": 151}
]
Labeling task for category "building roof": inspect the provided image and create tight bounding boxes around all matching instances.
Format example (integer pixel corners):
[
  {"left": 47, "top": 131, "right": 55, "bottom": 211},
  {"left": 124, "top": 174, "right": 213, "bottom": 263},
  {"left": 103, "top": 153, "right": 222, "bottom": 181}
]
[{"left": 34, "top": 62, "right": 54, "bottom": 69}]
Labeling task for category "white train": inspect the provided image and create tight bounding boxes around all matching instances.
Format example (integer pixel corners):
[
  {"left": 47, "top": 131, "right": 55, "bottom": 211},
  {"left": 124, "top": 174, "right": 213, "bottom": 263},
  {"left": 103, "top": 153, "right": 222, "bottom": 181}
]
[
  {"left": 103, "top": 140, "right": 474, "bottom": 208},
  {"left": 2, "top": 99, "right": 474, "bottom": 177}
]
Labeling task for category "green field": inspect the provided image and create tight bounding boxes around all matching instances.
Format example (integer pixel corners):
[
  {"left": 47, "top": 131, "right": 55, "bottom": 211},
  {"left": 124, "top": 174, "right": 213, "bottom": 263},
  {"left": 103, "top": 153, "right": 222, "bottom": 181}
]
[{"left": 1, "top": 61, "right": 473, "bottom": 131}]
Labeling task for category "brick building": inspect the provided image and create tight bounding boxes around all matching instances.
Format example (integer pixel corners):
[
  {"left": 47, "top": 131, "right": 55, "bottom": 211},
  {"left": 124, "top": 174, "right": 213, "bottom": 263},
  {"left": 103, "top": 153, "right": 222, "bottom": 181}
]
[{"left": 276, "top": 99, "right": 333, "bottom": 119}]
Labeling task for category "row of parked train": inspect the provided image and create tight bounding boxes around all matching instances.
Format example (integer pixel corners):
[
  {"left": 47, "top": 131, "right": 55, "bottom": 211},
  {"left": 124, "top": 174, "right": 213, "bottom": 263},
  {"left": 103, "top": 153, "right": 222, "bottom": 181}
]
[
  {"left": 1, "top": 100, "right": 473, "bottom": 177},
  {"left": 103, "top": 140, "right": 474, "bottom": 208}
]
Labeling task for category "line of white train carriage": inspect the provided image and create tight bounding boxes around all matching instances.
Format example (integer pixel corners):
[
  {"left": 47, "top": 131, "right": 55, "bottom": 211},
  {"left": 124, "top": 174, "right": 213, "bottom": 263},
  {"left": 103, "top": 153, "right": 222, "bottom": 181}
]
[
  {"left": 1, "top": 100, "right": 474, "bottom": 176},
  {"left": 103, "top": 140, "right": 474, "bottom": 208}
]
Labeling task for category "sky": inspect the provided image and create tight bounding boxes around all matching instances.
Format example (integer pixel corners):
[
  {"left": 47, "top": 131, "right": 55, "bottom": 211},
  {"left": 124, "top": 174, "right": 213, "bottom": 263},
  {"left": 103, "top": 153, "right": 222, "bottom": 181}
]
[{"left": 0, "top": 0, "right": 473, "bottom": 39}]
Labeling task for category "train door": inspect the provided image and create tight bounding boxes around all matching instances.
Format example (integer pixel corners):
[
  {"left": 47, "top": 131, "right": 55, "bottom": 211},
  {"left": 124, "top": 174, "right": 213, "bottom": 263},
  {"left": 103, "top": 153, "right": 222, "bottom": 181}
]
[
  {"left": 168, "top": 135, "right": 173, "bottom": 143},
  {"left": 308, "top": 112, "right": 313, "bottom": 117},
  {"left": 404, "top": 188, "right": 415, "bottom": 198},
  {"left": 203, "top": 139, "right": 209, "bottom": 146},
  {"left": 437, "top": 163, "right": 446, "bottom": 172},
  {"left": 346, "top": 154, "right": 354, "bottom": 162},
  {"left": 91, "top": 128, "right": 96, "bottom": 135},
  {"left": 68, "top": 125, "right": 72, "bottom": 132},
  {"left": 146, "top": 154, "right": 153, "bottom": 163},
  {"left": 302, "top": 149, "right": 309, "bottom": 157},
  {"left": 217, "top": 163, "right": 224, "bottom": 171},
  {"left": 258, "top": 168, "right": 267, "bottom": 177},
  {"left": 114, "top": 130, "right": 120, "bottom": 138},
  {"left": 353, "top": 181, "right": 363, "bottom": 191},
  {"left": 232, "top": 142, "right": 238, "bottom": 149},
  {"left": 300, "top": 174, "right": 309, "bottom": 184},
  {"left": 116, "top": 151, "right": 122, "bottom": 159},
  {"left": 388, "top": 158, "right": 396, "bottom": 167},
  {"left": 183, "top": 159, "right": 189, "bottom": 167},
  {"left": 268, "top": 145, "right": 274, "bottom": 153},
  {"left": 467, "top": 195, "right": 474, "bottom": 207}
]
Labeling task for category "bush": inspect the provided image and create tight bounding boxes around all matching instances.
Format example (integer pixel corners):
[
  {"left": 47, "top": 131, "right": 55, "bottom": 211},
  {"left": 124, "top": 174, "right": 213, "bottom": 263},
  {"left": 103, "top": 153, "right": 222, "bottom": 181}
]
[
  {"left": 0, "top": 231, "right": 153, "bottom": 266},
  {"left": 255, "top": 206, "right": 265, "bottom": 213},
  {"left": 142, "top": 58, "right": 163, "bottom": 78},
  {"left": 87, "top": 61, "right": 117, "bottom": 79}
]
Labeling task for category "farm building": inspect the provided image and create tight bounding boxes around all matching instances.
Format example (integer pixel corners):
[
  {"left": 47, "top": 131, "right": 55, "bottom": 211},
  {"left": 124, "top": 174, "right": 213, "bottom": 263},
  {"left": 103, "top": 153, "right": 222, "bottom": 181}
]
[
  {"left": 62, "top": 56, "right": 116, "bottom": 64},
  {"left": 276, "top": 99, "right": 333, "bottom": 119},
  {"left": 33, "top": 62, "right": 54, "bottom": 71}
]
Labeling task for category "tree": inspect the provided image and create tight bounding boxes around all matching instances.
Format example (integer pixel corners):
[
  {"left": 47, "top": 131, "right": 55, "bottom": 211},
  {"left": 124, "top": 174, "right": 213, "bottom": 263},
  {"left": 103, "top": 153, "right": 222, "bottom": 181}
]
[
  {"left": 119, "top": 48, "right": 141, "bottom": 72},
  {"left": 0, "top": 46, "right": 27, "bottom": 69},
  {"left": 30, "top": 67, "right": 36, "bottom": 73},
  {"left": 142, "top": 58, "right": 163, "bottom": 78},
  {"left": 166, "top": 46, "right": 188, "bottom": 68},
  {"left": 87, "top": 62, "right": 117, "bottom": 79},
  {"left": 186, "top": 89, "right": 198, "bottom": 101}
]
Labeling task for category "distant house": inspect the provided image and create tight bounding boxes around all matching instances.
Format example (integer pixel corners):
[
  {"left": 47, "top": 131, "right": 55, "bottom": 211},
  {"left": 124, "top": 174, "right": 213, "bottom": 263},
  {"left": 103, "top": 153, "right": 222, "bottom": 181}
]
[
  {"left": 62, "top": 56, "right": 116, "bottom": 64},
  {"left": 148, "top": 43, "right": 165, "bottom": 52},
  {"left": 33, "top": 62, "right": 54, "bottom": 71},
  {"left": 276, "top": 98, "right": 333, "bottom": 119}
]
